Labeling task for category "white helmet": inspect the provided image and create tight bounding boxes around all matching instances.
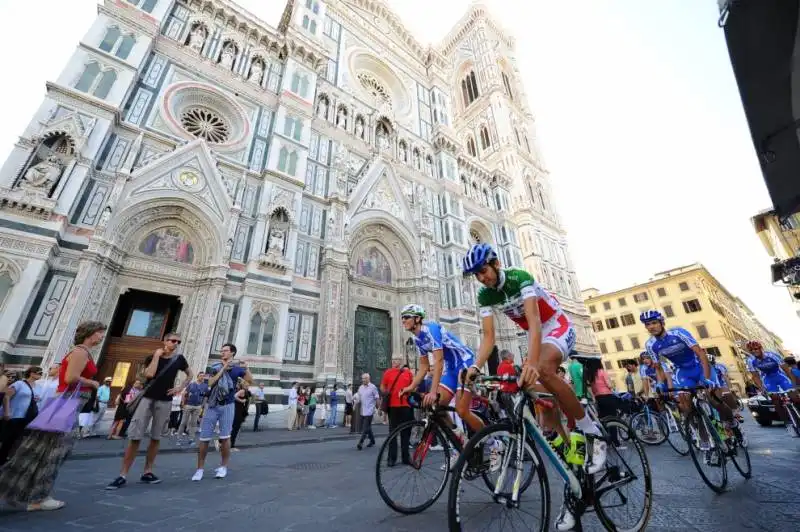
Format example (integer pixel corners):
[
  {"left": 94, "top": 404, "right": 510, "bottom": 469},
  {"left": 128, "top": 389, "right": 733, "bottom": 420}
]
[{"left": 400, "top": 304, "right": 426, "bottom": 319}]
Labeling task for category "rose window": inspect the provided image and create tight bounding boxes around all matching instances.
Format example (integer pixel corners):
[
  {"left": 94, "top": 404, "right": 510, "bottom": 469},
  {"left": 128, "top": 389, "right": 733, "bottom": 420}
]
[
  {"left": 357, "top": 72, "right": 392, "bottom": 109},
  {"left": 180, "top": 107, "right": 230, "bottom": 143}
]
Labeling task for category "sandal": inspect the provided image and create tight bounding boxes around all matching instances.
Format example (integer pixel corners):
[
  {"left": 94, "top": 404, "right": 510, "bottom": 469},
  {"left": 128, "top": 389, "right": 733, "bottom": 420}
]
[{"left": 27, "top": 497, "right": 65, "bottom": 511}]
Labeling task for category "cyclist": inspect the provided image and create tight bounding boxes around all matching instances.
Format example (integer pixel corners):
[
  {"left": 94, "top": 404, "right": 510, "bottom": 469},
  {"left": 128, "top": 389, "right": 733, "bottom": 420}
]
[
  {"left": 640, "top": 310, "right": 738, "bottom": 443},
  {"left": 461, "top": 244, "right": 607, "bottom": 468},
  {"left": 745, "top": 340, "right": 799, "bottom": 436},
  {"left": 707, "top": 353, "right": 741, "bottom": 414},
  {"left": 397, "top": 304, "right": 480, "bottom": 440},
  {"left": 638, "top": 351, "right": 673, "bottom": 399}
]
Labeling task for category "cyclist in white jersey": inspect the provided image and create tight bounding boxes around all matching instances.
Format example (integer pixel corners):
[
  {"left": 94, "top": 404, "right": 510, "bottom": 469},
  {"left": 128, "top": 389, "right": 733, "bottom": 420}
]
[{"left": 462, "top": 243, "right": 607, "bottom": 531}]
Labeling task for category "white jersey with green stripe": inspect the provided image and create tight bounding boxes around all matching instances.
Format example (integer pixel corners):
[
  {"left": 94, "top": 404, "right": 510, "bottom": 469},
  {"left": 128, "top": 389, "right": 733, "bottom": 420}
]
[{"left": 476, "top": 268, "right": 564, "bottom": 330}]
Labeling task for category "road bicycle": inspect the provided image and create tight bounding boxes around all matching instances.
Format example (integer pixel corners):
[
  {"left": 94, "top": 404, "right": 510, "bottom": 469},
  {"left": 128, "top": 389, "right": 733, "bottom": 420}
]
[
  {"left": 771, "top": 390, "right": 800, "bottom": 437},
  {"left": 628, "top": 398, "right": 668, "bottom": 446},
  {"left": 375, "top": 389, "right": 539, "bottom": 514},
  {"left": 669, "top": 386, "right": 751, "bottom": 493},
  {"left": 660, "top": 397, "right": 689, "bottom": 456},
  {"left": 448, "top": 371, "right": 652, "bottom": 531}
]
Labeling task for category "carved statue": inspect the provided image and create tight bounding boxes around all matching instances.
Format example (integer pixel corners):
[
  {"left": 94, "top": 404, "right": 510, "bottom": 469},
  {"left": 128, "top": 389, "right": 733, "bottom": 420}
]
[
  {"left": 424, "top": 157, "right": 433, "bottom": 176},
  {"left": 248, "top": 60, "right": 264, "bottom": 84},
  {"left": 220, "top": 44, "right": 236, "bottom": 70},
  {"left": 317, "top": 98, "right": 328, "bottom": 120},
  {"left": 399, "top": 146, "right": 407, "bottom": 163},
  {"left": 413, "top": 150, "right": 421, "bottom": 169},
  {"left": 98, "top": 206, "right": 112, "bottom": 227},
  {"left": 336, "top": 107, "right": 347, "bottom": 129},
  {"left": 376, "top": 128, "right": 389, "bottom": 150},
  {"left": 268, "top": 227, "right": 286, "bottom": 255},
  {"left": 188, "top": 26, "right": 207, "bottom": 53},
  {"left": 355, "top": 118, "right": 365, "bottom": 140},
  {"left": 20, "top": 157, "right": 62, "bottom": 193}
]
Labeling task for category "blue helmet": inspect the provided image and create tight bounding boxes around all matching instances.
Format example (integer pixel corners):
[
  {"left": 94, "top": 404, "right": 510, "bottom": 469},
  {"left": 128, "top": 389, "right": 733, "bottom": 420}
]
[
  {"left": 639, "top": 310, "right": 664, "bottom": 323},
  {"left": 462, "top": 243, "right": 498, "bottom": 275}
]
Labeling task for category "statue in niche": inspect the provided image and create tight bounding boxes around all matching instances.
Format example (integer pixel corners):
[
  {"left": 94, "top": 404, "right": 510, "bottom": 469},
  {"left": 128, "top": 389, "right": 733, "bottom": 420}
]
[
  {"left": 355, "top": 117, "right": 365, "bottom": 139},
  {"left": 188, "top": 25, "right": 207, "bottom": 53},
  {"left": 336, "top": 107, "right": 348, "bottom": 129},
  {"left": 267, "top": 227, "right": 286, "bottom": 255},
  {"left": 412, "top": 150, "right": 421, "bottom": 169},
  {"left": 316, "top": 98, "right": 328, "bottom": 120},
  {"left": 98, "top": 206, "right": 112, "bottom": 228},
  {"left": 219, "top": 43, "right": 236, "bottom": 70},
  {"left": 248, "top": 60, "right": 264, "bottom": 84},
  {"left": 20, "top": 156, "right": 62, "bottom": 193},
  {"left": 376, "top": 126, "right": 389, "bottom": 151},
  {"left": 399, "top": 144, "right": 407, "bottom": 163},
  {"left": 424, "top": 157, "right": 433, "bottom": 176}
]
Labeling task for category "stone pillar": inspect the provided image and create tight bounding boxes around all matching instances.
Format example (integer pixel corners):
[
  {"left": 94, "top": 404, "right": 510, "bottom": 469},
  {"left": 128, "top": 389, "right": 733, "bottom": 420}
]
[
  {"left": 252, "top": 213, "right": 268, "bottom": 258},
  {"left": 0, "top": 258, "right": 48, "bottom": 349},
  {"left": 273, "top": 301, "right": 290, "bottom": 361},
  {"left": 53, "top": 160, "right": 85, "bottom": 215},
  {"left": 186, "top": 276, "right": 226, "bottom": 372},
  {"left": 234, "top": 295, "right": 253, "bottom": 350}
]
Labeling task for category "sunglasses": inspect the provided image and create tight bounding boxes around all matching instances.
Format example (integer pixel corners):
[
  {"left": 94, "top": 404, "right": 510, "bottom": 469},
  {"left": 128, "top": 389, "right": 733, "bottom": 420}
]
[
  {"left": 167, "top": 339, "right": 182, "bottom": 344},
  {"left": 401, "top": 315, "right": 415, "bottom": 320}
]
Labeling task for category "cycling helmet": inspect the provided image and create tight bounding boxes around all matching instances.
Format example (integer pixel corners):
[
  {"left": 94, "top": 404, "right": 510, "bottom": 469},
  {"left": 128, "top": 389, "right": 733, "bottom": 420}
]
[
  {"left": 639, "top": 310, "right": 664, "bottom": 323},
  {"left": 462, "top": 243, "right": 498, "bottom": 275},
  {"left": 639, "top": 351, "right": 652, "bottom": 360},
  {"left": 400, "top": 304, "right": 426, "bottom": 319},
  {"left": 745, "top": 340, "right": 762, "bottom": 352},
  {"left": 707, "top": 353, "right": 716, "bottom": 365}
]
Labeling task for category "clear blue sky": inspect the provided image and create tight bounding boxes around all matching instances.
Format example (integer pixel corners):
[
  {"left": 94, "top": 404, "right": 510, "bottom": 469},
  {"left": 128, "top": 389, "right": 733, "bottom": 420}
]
[{"left": 0, "top": 0, "right": 795, "bottom": 349}]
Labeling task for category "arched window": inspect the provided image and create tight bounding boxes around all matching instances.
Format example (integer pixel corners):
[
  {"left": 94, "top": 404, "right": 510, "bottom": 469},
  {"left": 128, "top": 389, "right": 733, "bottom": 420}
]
[
  {"left": 479, "top": 127, "right": 491, "bottom": 150},
  {"left": 93, "top": 70, "right": 117, "bottom": 99},
  {"left": 75, "top": 62, "right": 101, "bottom": 93},
  {"left": 291, "top": 72, "right": 309, "bottom": 98},
  {"left": 461, "top": 70, "right": 479, "bottom": 108},
  {"left": 116, "top": 34, "right": 136, "bottom": 59},
  {"left": 310, "top": 20, "right": 317, "bottom": 34},
  {"left": 302, "top": 15, "right": 310, "bottom": 29},
  {"left": 247, "top": 313, "right": 277, "bottom": 356},
  {"left": 461, "top": 175, "right": 469, "bottom": 196},
  {"left": 278, "top": 147, "right": 298, "bottom": 175},
  {"left": 482, "top": 188, "right": 490, "bottom": 207},
  {"left": 537, "top": 184, "right": 547, "bottom": 211},
  {"left": 466, "top": 137, "right": 477, "bottom": 157},
  {"left": 502, "top": 72, "right": 514, "bottom": 100},
  {"left": 128, "top": 0, "right": 157, "bottom": 13},
  {"left": 99, "top": 27, "right": 121, "bottom": 53}
]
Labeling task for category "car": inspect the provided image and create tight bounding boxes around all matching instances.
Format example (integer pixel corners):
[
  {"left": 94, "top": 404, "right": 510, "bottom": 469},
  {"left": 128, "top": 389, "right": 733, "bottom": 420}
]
[{"left": 747, "top": 394, "right": 785, "bottom": 426}]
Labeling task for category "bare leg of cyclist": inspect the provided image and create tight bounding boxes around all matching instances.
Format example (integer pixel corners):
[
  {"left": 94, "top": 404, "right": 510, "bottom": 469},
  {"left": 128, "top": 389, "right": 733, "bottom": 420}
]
[
  {"left": 525, "top": 381, "right": 570, "bottom": 442},
  {"left": 709, "top": 390, "right": 735, "bottom": 424},
  {"left": 455, "top": 387, "right": 482, "bottom": 434},
  {"left": 536, "top": 344, "right": 606, "bottom": 473}
]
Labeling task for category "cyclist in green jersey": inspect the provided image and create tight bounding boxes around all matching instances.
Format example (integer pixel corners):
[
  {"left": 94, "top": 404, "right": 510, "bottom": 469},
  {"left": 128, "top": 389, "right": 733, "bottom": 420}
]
[{"left": 461, "top": 243, "right": 607, "bottom": 475}]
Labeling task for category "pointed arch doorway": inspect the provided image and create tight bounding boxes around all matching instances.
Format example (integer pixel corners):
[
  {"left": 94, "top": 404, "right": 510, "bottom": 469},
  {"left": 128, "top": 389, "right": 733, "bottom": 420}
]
[{"left": 352, "top": 306, "right": 391, "bottom": 386}]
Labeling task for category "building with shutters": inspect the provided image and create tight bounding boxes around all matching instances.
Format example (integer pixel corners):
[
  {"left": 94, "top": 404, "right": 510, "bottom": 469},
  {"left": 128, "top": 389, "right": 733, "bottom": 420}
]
[
  {"left": 582, "top": 263, "right": 785, "bottom": 395},
  {"left": 0, "top": 0, "right": 595, "bottom": 401}
]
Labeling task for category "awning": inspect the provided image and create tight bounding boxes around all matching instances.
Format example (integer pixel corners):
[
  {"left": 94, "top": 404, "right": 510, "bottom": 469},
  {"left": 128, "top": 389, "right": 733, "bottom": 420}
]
[{"left": 722, "top": 0, "right": 800, "bottom": 216}]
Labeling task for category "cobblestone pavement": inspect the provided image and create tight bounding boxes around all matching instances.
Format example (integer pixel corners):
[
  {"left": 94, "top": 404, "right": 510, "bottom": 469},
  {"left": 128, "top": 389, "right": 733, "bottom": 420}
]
[{"left": 0, "top": 418, "right": 798, "bottom": 531}]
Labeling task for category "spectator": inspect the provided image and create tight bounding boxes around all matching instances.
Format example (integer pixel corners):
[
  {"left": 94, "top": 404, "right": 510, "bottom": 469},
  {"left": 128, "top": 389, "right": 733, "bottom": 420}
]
[
  {"left": 33, "top": 364, "right": 60, "bottom": 409},
  {"left": 306, "top": 388, "right": 317, "bottom": 429},
  {"left": 326, "top": 385, "right": 339, "bottom": 428},
  {"left": 0, "top": 366, "right": 43, "bottom": 464},
  {"left": 178, "top": 373, "right": 207, "bottom": 443},
  {"left": 108, "top": 380, "right": 141, "bottom": 440},
  {"left": 90, "top": 377, "right": 112, "bottom": 435},
  {"left": 624, "top": 361, "right": 643, "bottom": 396},
  {"left": 287, "top": 382, "right": 299, "bottom": 430},
  {"left": 344, "top": 384, "right": 354, "bottom": 429},
  {"left": 192, "top": 344, "right": 251, "bottom": 480},
  {"left": 77, "top": 386, "right": 98, "bottom": 439},
  {"left": 252, "top": 383, "right": 266, "bottom": 431},
  {"left": 230, "top": 378, "right": 251, "bottom": 450},
  {"left": 106, "top": 332, "right": 192, "bottom": 490},
  {"left": 0, "top": 321, "right": 105, "bottom": 511},
  {"left": 355, "top": 373, "right": 379, "bottom": 450},
  {"left": 168, "top": 390, "right": 183, "bottom": 436},
  {"left": 497, "top": 350, "right": 519, "bottom": 394},
  {"left": 380, "top": 355, "right": 413, "bottom": 466}
]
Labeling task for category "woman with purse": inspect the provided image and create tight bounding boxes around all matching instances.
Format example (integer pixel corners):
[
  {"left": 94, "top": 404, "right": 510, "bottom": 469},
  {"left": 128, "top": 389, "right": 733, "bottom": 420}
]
[
  {"left": 0, "top": 366, "right": 43, "bottom": 464},
  {"left": 0, "top": 321, "right": 105, "bottom": 512}
]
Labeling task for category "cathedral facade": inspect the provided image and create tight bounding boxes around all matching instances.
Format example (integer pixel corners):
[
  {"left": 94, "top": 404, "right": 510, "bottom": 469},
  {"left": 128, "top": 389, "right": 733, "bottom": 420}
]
[{"left": 0, "top": 0, "right": 596, "bottom": 400}]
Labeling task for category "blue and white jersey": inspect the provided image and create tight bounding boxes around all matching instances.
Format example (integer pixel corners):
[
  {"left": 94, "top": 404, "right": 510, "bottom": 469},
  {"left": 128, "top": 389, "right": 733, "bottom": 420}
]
[
  {"left": 414, "top": 321, "right": 475, "bottom": 374},
  {"left": 639, "top": 361, "right": 673, "bottom": 383},
  {"left": 712, "top": 363, "right": 729, "bottom": 388},
  {"left": 746, "top": 351, "right": 784, "bottom": 379},
  {"left": 645, "top": 327, "right": 701, "bottom": 369}
]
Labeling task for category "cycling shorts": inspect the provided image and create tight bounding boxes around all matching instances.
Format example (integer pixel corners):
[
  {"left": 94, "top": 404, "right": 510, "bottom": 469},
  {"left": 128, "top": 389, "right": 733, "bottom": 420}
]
[
  {"left": 438, "top": 359, "right": 474, "bottom": 395},
  {"left": 527, "top": 314, "right": 576, "bottom": 363},
  {"left": 763, "top": 373, "right": 794, "bottom": 393},
  {"left": 673, "top": 364, "right": 706, "bottom": 389}
]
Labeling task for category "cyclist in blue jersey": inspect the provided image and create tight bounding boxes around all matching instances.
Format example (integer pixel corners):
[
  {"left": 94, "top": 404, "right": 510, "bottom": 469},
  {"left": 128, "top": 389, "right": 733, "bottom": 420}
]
[
  {"left": 640, "top": 310, "right": 737, "bottom": 431},
  {"left": 785, "top": 356, "right": 800, "bottom": 385},
  {"left": 707, "top": 354, "right": 742, "bottom": 418},
  {"left": 397, "top": 304, "right": 481, "bottom": 434},
  {"left": 745, "top": 340, "right": 799, "bottom": 436},
  {"left": 638, "top": 352, "right": 673, "bottom": 398}
]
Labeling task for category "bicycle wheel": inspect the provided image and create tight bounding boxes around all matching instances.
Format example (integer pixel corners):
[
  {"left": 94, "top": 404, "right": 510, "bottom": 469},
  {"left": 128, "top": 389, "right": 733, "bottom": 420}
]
[
  {"left": 376, "top": 419, "right": 451, "bottom": 514},
  {"left": 684, "top": 409, "right": 728, "bottom": 493},
  {"left": 729, "top": 432, "right": 752, "bottom": 479},
  {"left": 629, "top": 411, "right": 667, "bottom": 446},
  {"left": 663, "top": 408, "right": 689, "bottom": 456},
  {"left": 788, "top": 403, "right": 800, "bottom": 437},
  {"left": 447, "top": 421, "right": 549, "bottom": 532},
  {"left": 594, "top": 416, "right": 653, "bottom": 532}
]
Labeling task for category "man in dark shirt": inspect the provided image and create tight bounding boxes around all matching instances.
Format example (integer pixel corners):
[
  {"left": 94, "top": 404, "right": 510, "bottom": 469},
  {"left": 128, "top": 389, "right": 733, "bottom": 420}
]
[
  {"left": 106, "top": 332, "right": 191, "bottom": 489},
  {"left": 192, "top": 343, "right": 251, "bottom": 480},
  {"left": 178, "top": 372, "right": 208, "bottom": 442}
]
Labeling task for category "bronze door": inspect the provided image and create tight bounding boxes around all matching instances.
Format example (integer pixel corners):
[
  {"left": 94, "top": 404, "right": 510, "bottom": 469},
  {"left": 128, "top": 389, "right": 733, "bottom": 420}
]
[{"left": 353, "top": 306, "right": 392, "bottom": 386}]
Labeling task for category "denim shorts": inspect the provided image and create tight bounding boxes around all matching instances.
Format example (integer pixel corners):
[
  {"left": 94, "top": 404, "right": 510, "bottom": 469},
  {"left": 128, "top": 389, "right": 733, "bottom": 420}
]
[{"left": 198, "top": 402, "right": 235, "bottom": 441}]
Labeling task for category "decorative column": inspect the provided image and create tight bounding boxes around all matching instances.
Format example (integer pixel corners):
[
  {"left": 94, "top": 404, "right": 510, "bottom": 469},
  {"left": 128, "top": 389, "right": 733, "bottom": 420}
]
[{"left": 234, "top": 295, "right": 253, "bottom": 349}]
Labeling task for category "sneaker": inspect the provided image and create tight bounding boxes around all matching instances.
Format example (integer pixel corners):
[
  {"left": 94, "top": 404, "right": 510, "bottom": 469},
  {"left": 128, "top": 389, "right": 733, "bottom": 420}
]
[
  {"left": 429, "top": 444, "right": 444, "bottom": 451},
  {"left": 555, "top": 503, "right": 577, "bottom": 531},
  {"left": 105, "top": 476, "right": 127, "bottom": 490},
  {"left": 215, "top": 466, "right": 227, "bottom": 479},
  {"left": 140, "top": 473, "right": 161, "bottom": 484},
  {"left": 584, "top": 433, "right": 607, "bottom": 475},
  {"left": 191, "top": 469, "right": 204, "bottom": 481}
]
